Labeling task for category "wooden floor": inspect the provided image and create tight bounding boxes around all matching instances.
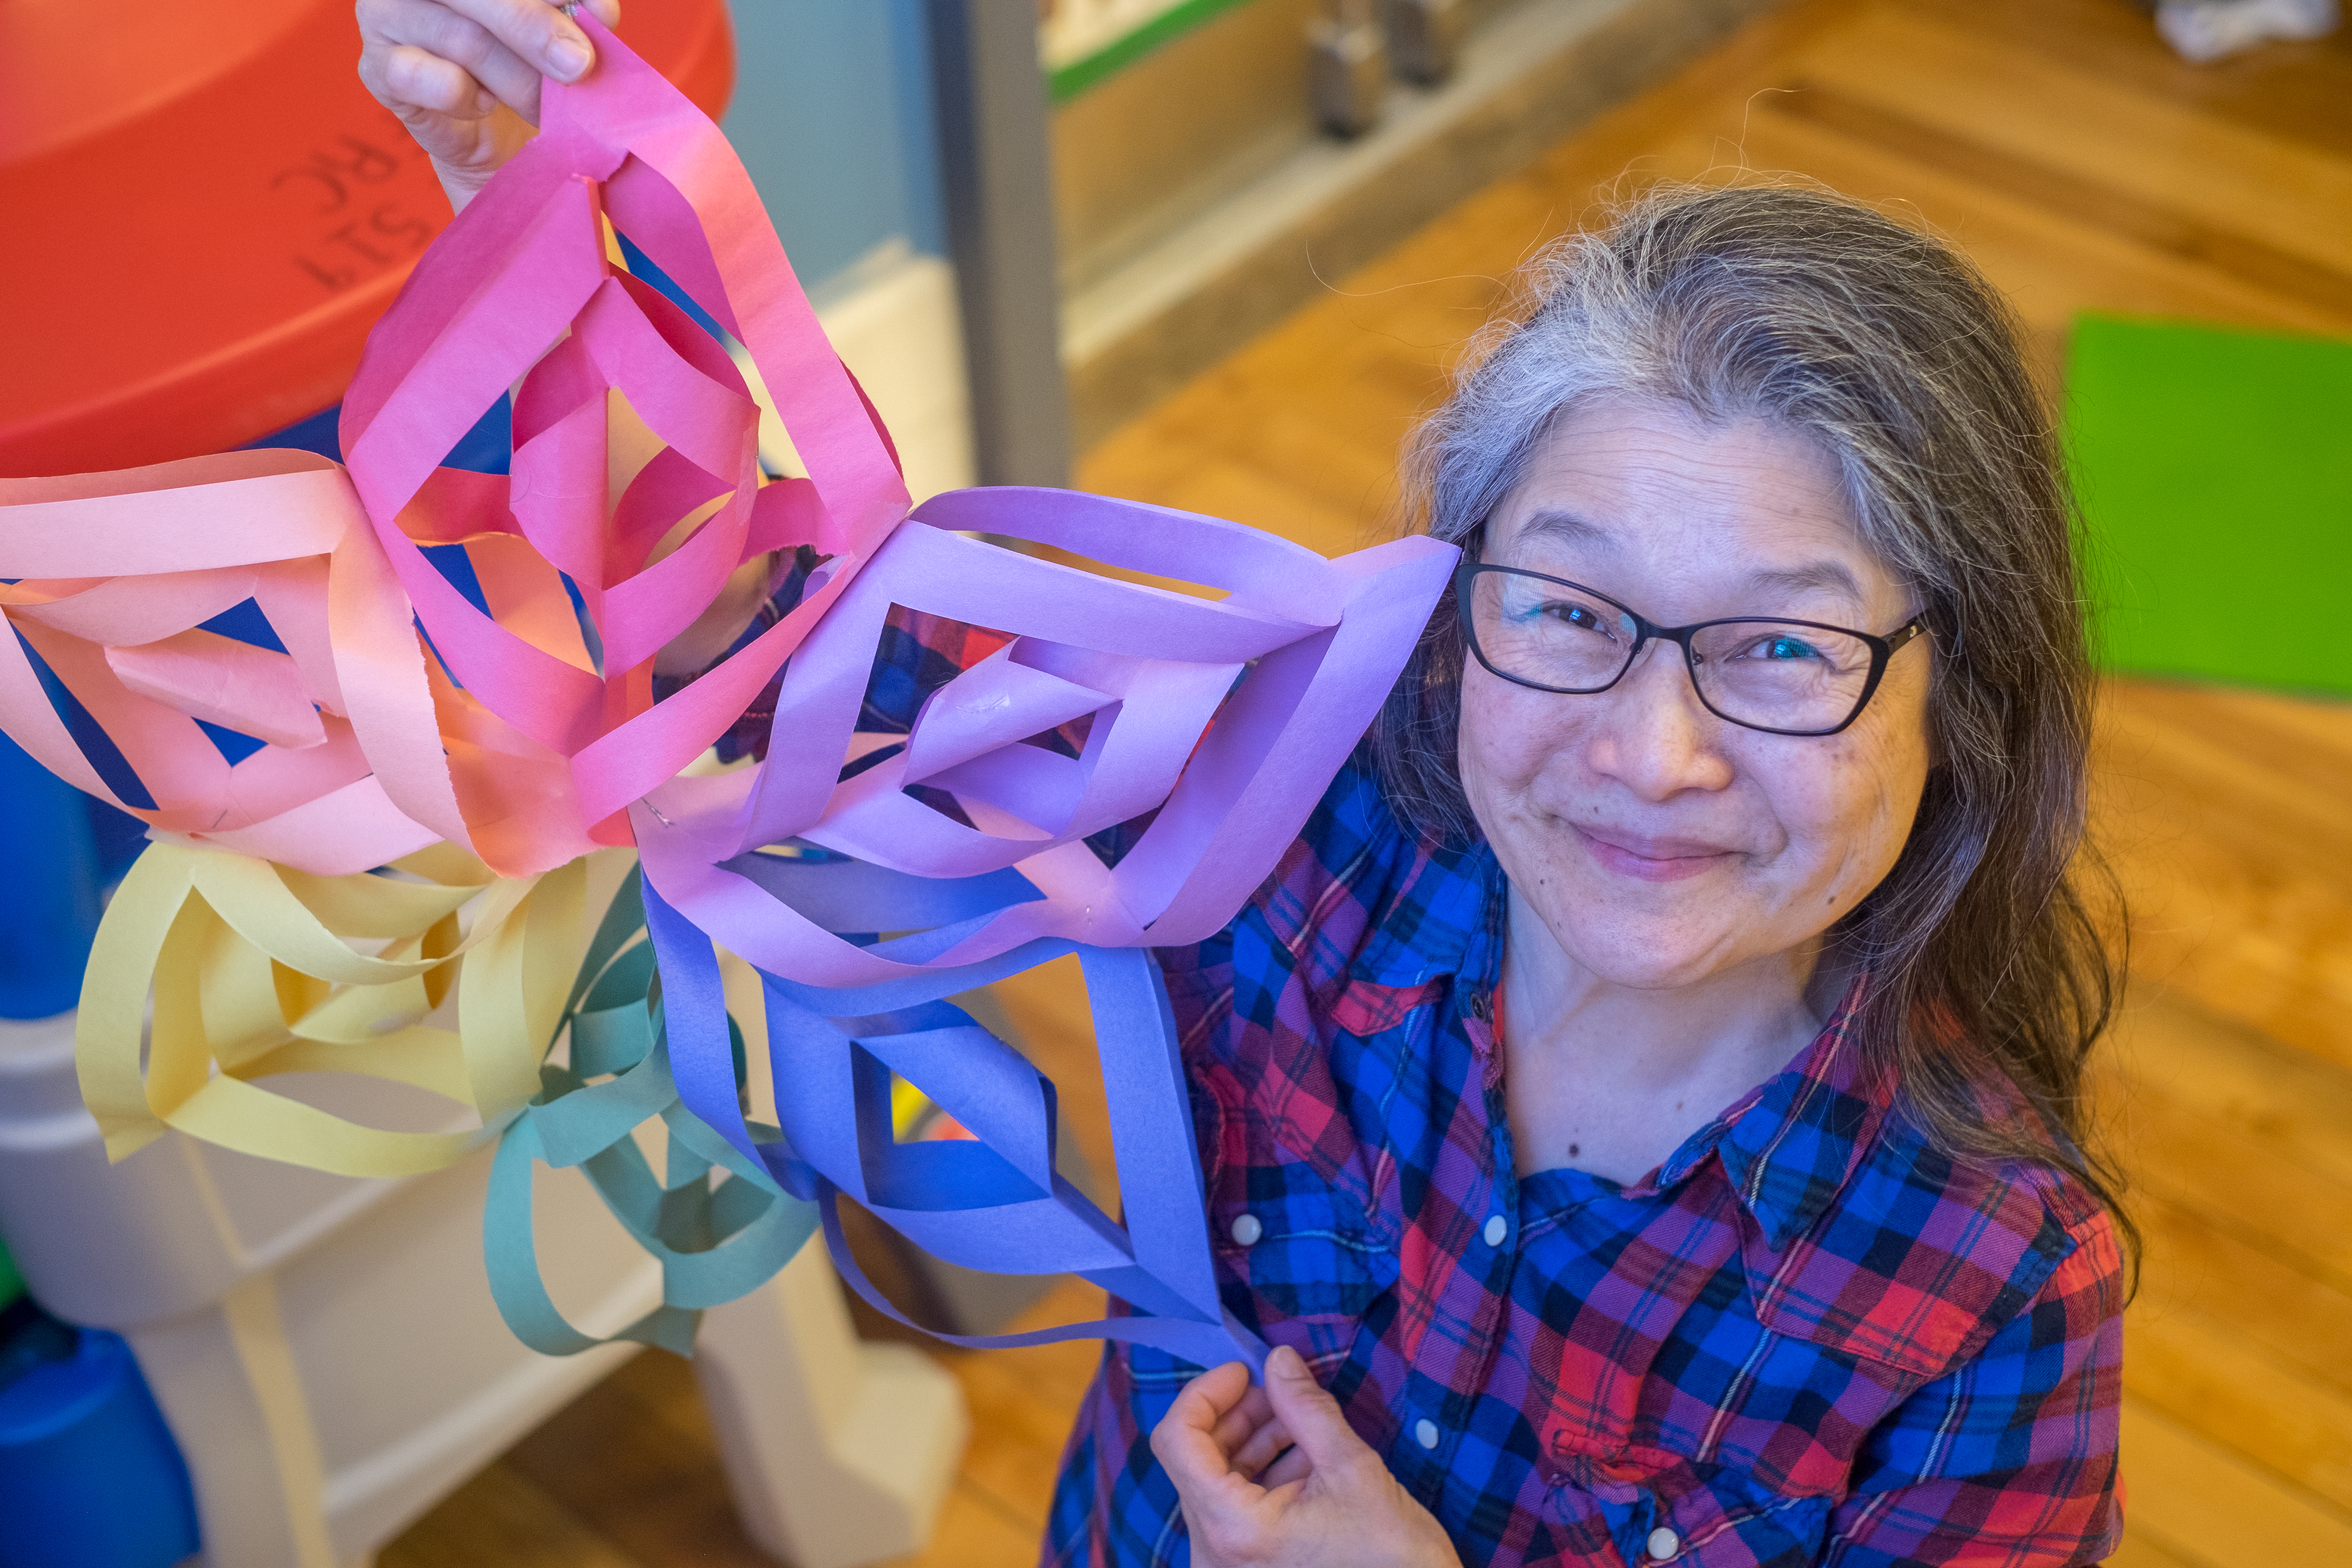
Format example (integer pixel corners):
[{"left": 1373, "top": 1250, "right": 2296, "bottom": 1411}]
[{"left": 384, "top": 2, "right": 2352, "bottom": 1565}]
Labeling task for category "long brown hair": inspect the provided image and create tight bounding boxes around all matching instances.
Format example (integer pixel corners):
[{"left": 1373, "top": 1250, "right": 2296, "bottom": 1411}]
[{"left": 1372, "top": 181, "right": 2133, "bottom": 1266}]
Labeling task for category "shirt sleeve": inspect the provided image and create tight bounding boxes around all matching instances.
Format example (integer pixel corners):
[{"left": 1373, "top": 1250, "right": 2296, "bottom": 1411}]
[{"left": 1825, "top": 1207, "right": 2126, "bottom": 1567}]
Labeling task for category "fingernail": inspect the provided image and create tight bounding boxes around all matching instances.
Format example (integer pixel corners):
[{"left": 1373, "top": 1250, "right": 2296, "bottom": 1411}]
[
  {"left": 1268, "top": 1345, "right": 1305, "bottom": 1376},
  {"left": 549, "top": 36, "right": 592, "bottom": 80}
]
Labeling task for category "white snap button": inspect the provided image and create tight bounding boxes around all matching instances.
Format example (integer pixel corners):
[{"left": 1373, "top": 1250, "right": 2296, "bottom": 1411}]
[
  {"left": 1414, "top": 1418, "right": 1440, "bottom": 1450},
  {"left": 1646, "top": 1525, "right": 1680, "bottom": 1561},
  {"left": 1483, "top": 1214, "right": 1507, "bottom": 1248},
  {"left": 1228, "top": 1213, "right": 1263, "bottom": 1247}
]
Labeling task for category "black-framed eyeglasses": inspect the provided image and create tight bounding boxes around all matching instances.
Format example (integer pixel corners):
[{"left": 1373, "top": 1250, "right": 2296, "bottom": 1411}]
[{"left": 1454, "top": 561, "right": 1926, "bottom": 737}]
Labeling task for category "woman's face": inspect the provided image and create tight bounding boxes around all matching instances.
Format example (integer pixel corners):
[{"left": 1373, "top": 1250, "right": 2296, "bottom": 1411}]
[{"left": 1458, "top": 398, "right": 1934, "bottom": 992}]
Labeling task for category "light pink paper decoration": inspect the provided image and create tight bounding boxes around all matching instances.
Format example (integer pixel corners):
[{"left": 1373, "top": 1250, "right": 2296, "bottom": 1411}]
[{"left": 0, "top": 451, "right": 444, "bottom": 874}]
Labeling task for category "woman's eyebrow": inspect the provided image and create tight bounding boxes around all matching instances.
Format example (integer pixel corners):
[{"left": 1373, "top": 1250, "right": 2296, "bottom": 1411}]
[
  {"left": 1740, "top": 560, "right": 1867, "bottom": 605},
  {"left": 1512, "top": 513, "right": 1869, "bottom": 607},
  {"left": 1515, "top": 508, "right": 1613, "bottom": 549}
]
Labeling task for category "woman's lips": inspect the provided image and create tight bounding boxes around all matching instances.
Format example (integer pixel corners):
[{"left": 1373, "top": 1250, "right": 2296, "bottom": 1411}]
[{"left": 1570, "top": 823, "right": 1739, "bottom": 882}]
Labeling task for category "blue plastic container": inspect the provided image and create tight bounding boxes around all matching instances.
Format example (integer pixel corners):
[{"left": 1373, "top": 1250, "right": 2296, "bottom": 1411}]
[
  {"left": 0, "top": 1323, "right": 201, "bottom": 1568},
  {"left": 0, "top": 733, "right": 103, "bottom": 1020}
]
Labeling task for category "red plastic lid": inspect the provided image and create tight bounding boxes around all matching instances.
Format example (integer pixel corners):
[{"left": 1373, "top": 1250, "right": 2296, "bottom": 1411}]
[{"left": 0, "top": 0, "right": 734, "bottom": 478}]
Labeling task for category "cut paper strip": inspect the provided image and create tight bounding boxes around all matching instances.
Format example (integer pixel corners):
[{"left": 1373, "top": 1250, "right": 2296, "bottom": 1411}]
[
  {"left": 633, "top": 492, "right": 1457, "bottom": 996},
  {"left": 76, "top": 841, "right": 593, "bottom": 1175},
  {"left": 330, "top": 12, "right": 912, "bottom": 871},
  {"left": 0, "top": 451, "right": 444, "bottom": 876},
  {"left": 485, "top": 862, "right": 818, "bottom": 1357},
  {"left": 635, "top": 493, "right": 1454, "bottom": 1372},
  {"left": 0, "top": 11, "right": 1459, "bottom": 1375},
  {"left": 647, "top": 884, "right": 1266, "bottom": 1371},
  {"left": 0, "top": 16, "right": 910, "bottom": 881}
]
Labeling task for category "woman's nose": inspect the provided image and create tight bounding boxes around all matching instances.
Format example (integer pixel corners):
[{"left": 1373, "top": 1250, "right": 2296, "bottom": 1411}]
[{"left": 1582, "top": 638, "right": 1736, "bottom": 799}]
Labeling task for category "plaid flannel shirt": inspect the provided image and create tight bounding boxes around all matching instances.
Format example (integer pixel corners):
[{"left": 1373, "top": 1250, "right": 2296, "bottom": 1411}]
[{"left": 772, "top": 600, "right": 2125, "bottom": 1568}]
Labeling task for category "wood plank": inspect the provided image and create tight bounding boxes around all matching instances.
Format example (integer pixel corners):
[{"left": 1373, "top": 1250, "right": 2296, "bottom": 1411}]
[
  {"left": 1905, "top": 0, "right": 2352, "bottom": 165},
  {"left": 497, "top": 1351, "right": 779, "bottom": 1568},
  {"left": 2095, "top": 683, "right": 2352, "bottom": 1073},
  {"left": 2108, "top": 990, "right": 2352, "bottom": 1223},
  {"left": 1765, "top": 84, "right": 2352, "bottom": 323},
  {"left": 894, "top": 1481, "right": 1053, "bottom": 1568},
  {"left": 2126, "top": 1301, "right": 2352, "bottom": 1518},
  {"left": 2134, "top": 1190, "right": 2352, "bottom": 1406},
  {"left": 379, "top": 1461, "right": 648, "bottom": 1568},
  {"left": 943, "top": 1282, "right": 1113, "bottom": 1530},
  {"left": 1795, "top": 7, "right": 2352, "bottom": 275},
  {"left": 2117, "top": 1398, "right": 2352, "bottom": 1568},
  {"left": 2102, "top": 1525, "right": 2211, "bottom": 1568},
  {"left": 1723, "top": 108, "right": 2352, "bottom": 361}
]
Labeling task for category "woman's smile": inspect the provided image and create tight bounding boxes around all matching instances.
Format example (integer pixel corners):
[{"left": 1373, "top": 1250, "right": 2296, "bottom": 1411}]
[{"left": 1567, "top": 820, "right": 1741, "bottom": 882}]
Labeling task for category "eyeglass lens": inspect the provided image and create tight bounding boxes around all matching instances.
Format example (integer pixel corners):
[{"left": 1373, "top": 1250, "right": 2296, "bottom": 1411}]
[{"left": 1467, "top": 570, "right": 1881, "bottom": 734}]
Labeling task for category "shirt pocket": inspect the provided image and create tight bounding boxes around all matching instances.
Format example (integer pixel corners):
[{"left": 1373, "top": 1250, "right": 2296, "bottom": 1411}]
[
  {"left": 1544, "top": 1439, "right": 1835, "bottom": 1568},
  {"left": 1211, "top": 1160, "right": 1394, "bottom": 1358}
]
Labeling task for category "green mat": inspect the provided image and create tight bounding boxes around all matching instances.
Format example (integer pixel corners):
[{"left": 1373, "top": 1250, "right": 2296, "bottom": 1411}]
[{"left": 2065, "top": 313, "right": 2352, "bottom": 698}]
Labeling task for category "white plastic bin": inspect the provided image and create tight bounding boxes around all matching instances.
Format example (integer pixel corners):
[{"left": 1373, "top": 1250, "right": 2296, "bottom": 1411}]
[{"left": 0, "top": 996, "right": 967, "bottom": 1568}]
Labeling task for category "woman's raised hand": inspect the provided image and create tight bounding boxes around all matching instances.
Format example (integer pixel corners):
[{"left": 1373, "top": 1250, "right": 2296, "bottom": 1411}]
[
  {"left": 356, "top": 0, "right": 623, "bottom": 210},
  {"left": 1152, "top": 1346, "right": 1462, "bottom": 1568}
]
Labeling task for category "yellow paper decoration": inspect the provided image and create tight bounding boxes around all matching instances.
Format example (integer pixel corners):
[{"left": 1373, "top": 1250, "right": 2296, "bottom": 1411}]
[{"left": 76, "top": 841, "right": 601, "bottom": 1177}]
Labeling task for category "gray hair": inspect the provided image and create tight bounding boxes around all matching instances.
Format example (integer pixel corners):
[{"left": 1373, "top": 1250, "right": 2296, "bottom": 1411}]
[{"left": 1374, "top": 182, "right": 2131, "bottom": 1248}]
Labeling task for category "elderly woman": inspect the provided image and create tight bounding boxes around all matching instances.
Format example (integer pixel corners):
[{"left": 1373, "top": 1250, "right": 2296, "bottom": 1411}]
[{"left": 362, "top": 7, "right": 2128, "bottom": 1565}]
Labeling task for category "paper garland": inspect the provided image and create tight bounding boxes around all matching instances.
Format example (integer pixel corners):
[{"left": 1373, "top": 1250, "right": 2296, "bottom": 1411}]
[
  {"left": 0, "top": 450, "right": 446, "bottom": 876},
  {"left": 76, "top": 840, "right": 575, "bottom": 1173},
  {"left": 487, "top": 861, "right": 817, "bottom": 1357},
  {"left": 0, "top": 14, "right": 1454, "bottom": 1373}
]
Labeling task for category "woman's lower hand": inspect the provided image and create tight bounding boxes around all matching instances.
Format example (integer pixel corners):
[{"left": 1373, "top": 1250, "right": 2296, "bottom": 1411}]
[
  {"left": 1152, "top": 1344, "right": 1461, "bottom": 1568},
  {"left": 356, "top": 0, "right": 623, "bottom": 210}
]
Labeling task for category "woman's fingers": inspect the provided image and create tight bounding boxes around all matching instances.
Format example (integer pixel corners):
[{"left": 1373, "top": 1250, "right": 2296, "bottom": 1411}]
[
  {"left": 1260, "top": 1344, "right": 1372, "bottom": 1478},
  {"left": 1209, "top": 1382, "right": 1292, "bottom": 1480},
  {"left": 368, "top": 42, "right": 497, "bottom": 119},
  {"left": 357, "top": 0, "right": 626, "bottom": 206},
  {"left": 1151, "top": 1362, "right": 1266, "bottom": 1507},
  {"left": 1157, "top": 1363, "right": 1253, "bottom": 1455},
  {"left": 1206, "top": 1383, "right": 1275, "bottom": 1454},
  {"left": 1163, "top": 1350, "right": 1461, "bottom": 1567},
  {"left": 1228, "top": 1416, "right": 1296, "bottom": 1480},
  {"left": 1256, "top": 1441, "right": 1314, "bottom": 1491},
  {"left": 359, "top": 0, "right": 625, "bottom": 117},
  {"left": 409, "top": 3, "right": 551, "bottom": 116},
  {"left": 359, "top": 0, "right": 551, "bottom": 124},
  {"left": 413, "top": 0, "right": 598, "bottom": 83}
]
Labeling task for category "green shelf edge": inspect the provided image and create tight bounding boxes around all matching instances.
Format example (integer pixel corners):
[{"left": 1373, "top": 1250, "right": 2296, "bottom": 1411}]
[{"left": 1048, "top": 0, "right": 1261, "bottom": 103}]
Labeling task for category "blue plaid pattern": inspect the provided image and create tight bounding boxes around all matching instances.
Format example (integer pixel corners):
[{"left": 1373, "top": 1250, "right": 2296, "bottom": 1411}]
[
  {"left": 838, "top": 603, "right": 2124, "bottom": 1567},
  {"left": 1041, "top": 757, "right": 2124, "bottom": 1568}
]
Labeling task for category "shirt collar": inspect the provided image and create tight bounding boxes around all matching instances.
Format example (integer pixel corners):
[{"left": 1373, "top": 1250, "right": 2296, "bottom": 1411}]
[
  {"left": 1354, "top": 823, "right": 1889, "bottom": 1250},
  {"left": 1698, "top": 976, "right": 1888, "bottom": 1250}
]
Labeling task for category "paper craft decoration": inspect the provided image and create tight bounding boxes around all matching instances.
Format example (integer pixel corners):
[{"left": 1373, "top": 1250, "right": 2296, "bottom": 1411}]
[
  {"left": 638, "top": 486, "right": 1453, "bottom": 1368},
  {"left": 487, "top": 860, "right": 819, "bottom": 1357},
  {"left": 78, "top": 841, "right": 574, "bottom": 1174},
  {"left": 327, "top": 9, "right": 908, "bottom": 876},
  {"left": 0, "top": 450, "right": 448, "bottom": 876},
  {"left": 0, "top": 13, "right": 1453, "bottom": 1373}
]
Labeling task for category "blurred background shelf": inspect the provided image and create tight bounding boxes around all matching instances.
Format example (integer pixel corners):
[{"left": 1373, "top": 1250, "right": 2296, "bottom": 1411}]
[{"left": 1055, "top": 0, "right": 1787, "bottom": 451}]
